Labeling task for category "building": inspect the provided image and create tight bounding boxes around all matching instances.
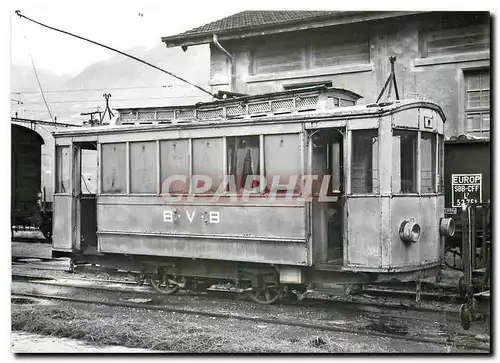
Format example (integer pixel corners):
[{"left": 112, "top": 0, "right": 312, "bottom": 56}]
[{"left": 162, "top": 11, "right": 490, "bottom": 139}]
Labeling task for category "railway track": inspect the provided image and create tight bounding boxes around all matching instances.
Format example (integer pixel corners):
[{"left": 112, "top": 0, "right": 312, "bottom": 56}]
[
  {"left": 11, "top": 275, "right": 490, "bottom": 352},
  {"left": 12, "top": 270, "right": 462, "bottom": 318},
  {"left": 11, "top": 262, "right": 466, "bottom": 315}
]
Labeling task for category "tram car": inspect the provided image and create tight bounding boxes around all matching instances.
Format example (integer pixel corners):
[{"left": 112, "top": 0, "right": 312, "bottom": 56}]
[
  {"left": 50, "top": 86, "right": 454, "bottom": 303},
  {"left": 11, "top": 124, "right": 52, "bottom": 259}
]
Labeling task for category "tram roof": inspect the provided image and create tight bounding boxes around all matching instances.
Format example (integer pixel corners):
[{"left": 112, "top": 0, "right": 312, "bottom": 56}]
[{"left": 53, "top": 98, "right": 446, "bottom": 138}]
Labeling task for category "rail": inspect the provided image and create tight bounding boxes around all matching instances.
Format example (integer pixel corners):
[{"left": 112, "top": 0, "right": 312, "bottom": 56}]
[{"left": 11, "top": 275, "right": 490, "bottom": 352}]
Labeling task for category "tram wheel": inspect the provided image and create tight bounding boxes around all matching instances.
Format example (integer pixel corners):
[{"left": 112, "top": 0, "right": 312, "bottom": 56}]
[
  {"left": 149, "top": 274, "right": 180, "bottom": 295},
  {"left": 460, "top": 303, "right": 472, "bottom": 330},
  {"left": 247, "top": 283, "right": 283, "bottom": 305}
]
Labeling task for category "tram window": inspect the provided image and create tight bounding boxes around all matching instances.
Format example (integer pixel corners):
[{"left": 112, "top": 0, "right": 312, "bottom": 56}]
[
  {"left": 392, "top": 130, "right": 417, "bottom": 194},
  {"left": 130, "top": 141, "right": 157, "bottom": 194},
  {"left": 330, "top": 141, "right": 342, "bottom": 192},
  {"left": 81, "top": 149, "right": 97, "bottom": 194},
  {"left": 420, "top": 132, "right": 436, "bottom": 193},
  {"left": 351, "top": 129, "right": 379, "bottom": 194},
  {"left": 101, "top": 143, "right": 126, "bottom": 194},
  {"left": 227, "top": 135, "right": 260, "bottom": 192},
  {"left": 55, "top": 146, "right": 70, "bottom": 194},
  {"left": 437, "top": 135, "right": 444, "bottom": 193},
  {"left": 264, "top": 134, "right": 301, "bottom": 193},
  {"left": 160, "top": 139, "right": 190, "bottom": 194},
  {"left": 192, "top": 138, "right": 223, "bottom": 193}
]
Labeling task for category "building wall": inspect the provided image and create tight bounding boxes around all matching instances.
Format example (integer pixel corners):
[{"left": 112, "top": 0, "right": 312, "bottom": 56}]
[{"left": 208, "top": 12, "right": 490, "bottom": 139}]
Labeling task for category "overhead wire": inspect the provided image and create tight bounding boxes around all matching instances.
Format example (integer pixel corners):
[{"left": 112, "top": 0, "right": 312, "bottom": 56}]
[
  {"left": 11, "top": 84, "right": 210, "bottom": 94},
  {"left": 15, "top": 10, "right": 216, "bottom": 99},
  {"left": 21, "top": 24, "right": 55, "bottom": 122},
  {"left": 20, "top": 94, "right": 208, "bottom": 105}
]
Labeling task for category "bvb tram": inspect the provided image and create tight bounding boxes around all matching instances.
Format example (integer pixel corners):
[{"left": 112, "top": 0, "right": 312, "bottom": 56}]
[{"left": 50, "top": 86, "right": 455, "bottom": 304}]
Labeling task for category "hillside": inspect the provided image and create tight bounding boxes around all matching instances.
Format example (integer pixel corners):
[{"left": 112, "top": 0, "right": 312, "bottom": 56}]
[
  {"left": 11, "top": 43, "right": 212, "bottom": 198},
  {"left": 11, "top": 44, "right": 211, "bottom": 124}
]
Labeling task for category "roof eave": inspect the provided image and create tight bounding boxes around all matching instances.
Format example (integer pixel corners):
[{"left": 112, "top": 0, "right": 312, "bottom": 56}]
[{"left": 161, "top": 11, "right": 426, "bottom": 48}]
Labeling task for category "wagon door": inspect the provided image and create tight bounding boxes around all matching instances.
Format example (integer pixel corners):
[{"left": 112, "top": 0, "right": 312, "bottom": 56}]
[{"left": 52, "top": 144, "right": 75, "bottom": 251}]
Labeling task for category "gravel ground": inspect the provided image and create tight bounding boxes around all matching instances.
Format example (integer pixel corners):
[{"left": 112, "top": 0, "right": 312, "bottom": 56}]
[
  {"left": 11, "top": 261, "right": 490, "bottom": 353},
  {"left": 11, "top": 298, "right": 487, "bottom": 353}
]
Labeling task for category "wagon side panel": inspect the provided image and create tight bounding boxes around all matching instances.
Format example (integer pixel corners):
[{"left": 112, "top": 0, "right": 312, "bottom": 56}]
[
  {"left": 346, "top": 197, "right": 381, "bottom": 267},
  {"left": 96, "top": 197, "right": 308, "bottom": 266}
]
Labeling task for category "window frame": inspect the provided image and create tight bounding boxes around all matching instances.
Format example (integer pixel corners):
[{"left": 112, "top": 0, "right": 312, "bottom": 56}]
[
  {"left": 225, "top": 134, "right": 262, "bottom": 194},
  {"left": 55, "top": 145, "right": 71, "bottom": 195},
  {"left": 129, "top": 140, "right": 158, "bottom": 195},
  {"left": 100, "top": 142, "right": 128, "bottom": 195},
  {"left": 392, "top": 129, "right": 419, "bottom": 195},
  {"left": 390, "top": 128, "right": 443, "bottom": 197},
  {"left": 420, "top": 131, "right": 437, "bottom": 194},
  {"left": 159, "top": 138, "right": 191, "bottom": 196},
  {"left": 418, "top": 14, "right": 490, "bottom": 59},
  {"left": 250, "top": 30, "right": 371, "bottom": 76},
  {"left": 190, "top": 137, "right": 225, "bottom": 195},
  {"left": 350, "top": 128, "right": 380, "bottom": 195},
  {"left": 262, "top": 133, "right": 303, "bottom": 195},
  {"left": 437, "top": 134, "right": 444, "bottom": 194},
  {"left": 464, "top": 68, "right": 490, "bottom": 136},
  {"left": 97, "top": 131, "right": 306, "bottom": 198}
]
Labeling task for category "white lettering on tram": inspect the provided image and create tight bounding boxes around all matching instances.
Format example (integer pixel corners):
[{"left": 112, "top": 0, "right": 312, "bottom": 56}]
[
  {"left": 163, "top": 210, "right": 220, "bottom": 224},
  {"left": 209, "top": 211, "right": 220, "bottom": 224},
  {"left": 186, "top": 210, "right": 196, "bottom": 223},
  {"left": 163, "top": 210, "right": 173, "bottom": 222}
]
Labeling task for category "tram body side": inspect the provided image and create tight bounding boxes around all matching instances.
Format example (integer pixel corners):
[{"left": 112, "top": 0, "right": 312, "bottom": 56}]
[{"left": 51, "top": 101, "right": 450, "bottom": 284}]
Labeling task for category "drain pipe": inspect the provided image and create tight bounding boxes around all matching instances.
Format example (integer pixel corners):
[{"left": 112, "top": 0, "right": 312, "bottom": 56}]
[{"left": 213, "top": 34, "right": 235, "bottom": 93}]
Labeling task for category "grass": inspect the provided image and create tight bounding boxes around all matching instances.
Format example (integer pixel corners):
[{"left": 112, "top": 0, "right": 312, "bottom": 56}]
[{"left": 11, "top": 302, "right": 350, "bottom": 353}]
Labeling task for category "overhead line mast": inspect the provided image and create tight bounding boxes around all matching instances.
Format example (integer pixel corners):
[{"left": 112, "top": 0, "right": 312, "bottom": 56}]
[{"left": 15, "top": 10, "right": 217, "bottom": 99}]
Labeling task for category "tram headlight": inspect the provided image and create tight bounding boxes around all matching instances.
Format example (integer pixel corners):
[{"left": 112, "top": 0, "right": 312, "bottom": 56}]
[
  {"left": 399, "top": 219, "right": 421, "bottom": 243},
  {"left": 439, "top": 217, "right": 455, "bottom": 237}
]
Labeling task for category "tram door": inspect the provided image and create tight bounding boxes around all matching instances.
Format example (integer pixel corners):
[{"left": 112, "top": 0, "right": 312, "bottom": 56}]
[
  {"left": 53, "top": 145, "right": 74, "bottom": 251},
  {"left": 310, "top": 129, "right": 344, "bottom": 264},
  {"left": 76, "top": 143, "right": 98, "bottom": 253},
  {"left": 53, "top": 142, "right": 97, "bottom": 252}
]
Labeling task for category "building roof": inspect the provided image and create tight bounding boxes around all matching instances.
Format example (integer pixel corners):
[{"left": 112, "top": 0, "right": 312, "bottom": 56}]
[
  {"left": 162, "top": 10, "right": 422, "bottom": 47},
  {"left": 176, "top": 11, "right": 338, "bottom": 36}
]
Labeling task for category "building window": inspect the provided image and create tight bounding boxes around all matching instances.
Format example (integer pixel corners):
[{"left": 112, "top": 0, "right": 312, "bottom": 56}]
[
  {"left": 351, "top": 129, "right": 379, "bottom": 194},
  {"left": 227, "top": 135, "right": 260, "bottom": 192},
  {"left": 252, "top": 38, "right": 305, "bottom": 75},
  {"left": 311, "top": 31, "right": 370, "bottom": 68},
  {"left": 419, "top": 13, "right": 489, "bottom": 58},
  {"left": 465, "top": 68, "right": 490, "bottom": 136},
  {"left": 251, "top": 29, "right": 370, "bottom": 75},
  {"left": 101, "top": 143, "right": 126, "bottom": 194},
  {"left": 392, "top": 130, "right": 417, "bottom": 194}
]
